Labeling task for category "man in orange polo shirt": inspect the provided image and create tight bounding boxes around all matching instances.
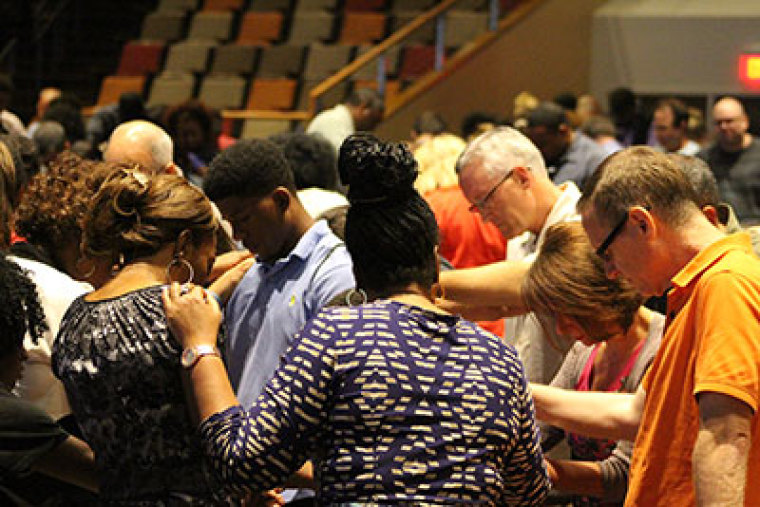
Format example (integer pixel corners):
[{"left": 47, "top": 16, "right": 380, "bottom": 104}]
[{"left": 531, "top": 147, "right": 759, "bottom": 505}]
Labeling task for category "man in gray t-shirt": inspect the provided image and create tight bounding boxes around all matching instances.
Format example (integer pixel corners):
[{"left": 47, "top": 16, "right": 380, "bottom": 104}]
[{"left": 698, "top": 96, "right": 760, "bottom": 223}]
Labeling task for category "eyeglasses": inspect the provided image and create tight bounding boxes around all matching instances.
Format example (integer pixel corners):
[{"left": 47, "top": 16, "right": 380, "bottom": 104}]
[
  {"left": 595, "top": 211, "right": 629, "bottom": 261},
  {"left": 468, "top": 169, "right": 516, "bottom": 213},
  {"left": 595, "top": 205, "right": 650, "bottom": 260}
]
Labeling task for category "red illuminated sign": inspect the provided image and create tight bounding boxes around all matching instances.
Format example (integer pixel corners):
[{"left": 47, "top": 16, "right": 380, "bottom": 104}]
[{"left": 739, "top": 53, "right": 760, "bottom": 88}]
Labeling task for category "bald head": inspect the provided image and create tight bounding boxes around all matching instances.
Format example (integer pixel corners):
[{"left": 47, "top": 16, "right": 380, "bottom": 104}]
[
  {"left": 105, "top": 120, "right": 176, "bottom": 174},
  {"left": 712, "top": 96, "right": 750, "bottom": 151}
]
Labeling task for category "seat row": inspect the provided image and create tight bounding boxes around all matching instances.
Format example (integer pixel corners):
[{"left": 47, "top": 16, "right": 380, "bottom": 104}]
[
  {"left": 118, "top": 41, "right": 434, "bottom": 79},
  {"left": 100, "top": 40, "right": 443, "bottom": 109},
  {"left": 96, "top": 72, "right": 402, "bottom": 112},
  {"left": 140, "top": 8, "right": 488, "bottom": 47}
]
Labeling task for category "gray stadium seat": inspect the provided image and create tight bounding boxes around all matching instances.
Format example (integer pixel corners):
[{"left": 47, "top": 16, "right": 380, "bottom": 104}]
[
  {"left": 164, "top": 40, "right": 217, "bottom": 73},
  {"left": 303, "top": 43, "right": 354, "bottom": 80},
  {"left": 211, "top": 44, "right": 259, "bottom": 74},
  {"left": 188, "top": 11, "right": 235, "bottom": 41},
  {"left": 147, "top": 72, "right": 196, "bottom": 107},
  {"left": 241, "top": 118, "right": 293, "bottom": 138},
  {"left": 198, "top": 74, "right": 248, "bottom": 110},
  {"left": 141, "top": 10, "right": 187, "bottom": 41},
  {"left": 287, "top": 11, "right": 335, "bottom": 44},
  {"left": 257, "top": 44, "right": 306, "bottom": 77}
]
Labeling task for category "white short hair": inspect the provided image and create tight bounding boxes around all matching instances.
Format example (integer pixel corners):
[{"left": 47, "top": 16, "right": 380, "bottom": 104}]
[{"left": 457, "top": 126, "right": 547, "bottom": 179}]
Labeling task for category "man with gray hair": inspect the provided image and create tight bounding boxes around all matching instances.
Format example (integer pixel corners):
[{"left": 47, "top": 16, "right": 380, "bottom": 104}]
[
  {"left": 104, "top": 120, "right": 182, "bottom": 176},
  {"left": 436, "top": 126, "right": 581, "bottom": 383}
]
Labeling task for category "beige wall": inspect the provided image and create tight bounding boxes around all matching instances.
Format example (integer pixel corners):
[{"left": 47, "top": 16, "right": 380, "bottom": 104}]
[{"left": 375, "top": 0, "right": 606, "bottom": 142}]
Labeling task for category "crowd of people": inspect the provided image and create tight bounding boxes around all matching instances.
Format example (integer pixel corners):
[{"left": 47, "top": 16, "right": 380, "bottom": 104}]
[{"left": 0, "top": 78, "right": 758, "bottom": 507}]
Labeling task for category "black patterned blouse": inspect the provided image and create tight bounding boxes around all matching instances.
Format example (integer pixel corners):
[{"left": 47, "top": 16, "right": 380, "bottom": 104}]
[
  {"left": 52, "top": 285, "right": 234, "bottom": 505},
  {"left": 200, "top": 300, "right": 550, "bottom": 506}
]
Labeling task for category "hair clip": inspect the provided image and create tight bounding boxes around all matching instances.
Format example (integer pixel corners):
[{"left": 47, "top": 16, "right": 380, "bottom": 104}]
[{"left": 130, "top": 168, "right": 149, "bottom": 189}]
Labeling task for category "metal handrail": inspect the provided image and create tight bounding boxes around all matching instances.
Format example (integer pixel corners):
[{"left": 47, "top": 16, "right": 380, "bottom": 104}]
[
  {"left": 221, "top": 0, "right": 543, "bottom": 123},
  {"left": 306, "top": 0, "right": 464, "bottom": 115}
]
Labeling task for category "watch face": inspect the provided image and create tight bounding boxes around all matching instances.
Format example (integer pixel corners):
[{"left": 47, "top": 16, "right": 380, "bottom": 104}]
[{"left": 181, "top": 348, "right": 198, "bottom": 368}]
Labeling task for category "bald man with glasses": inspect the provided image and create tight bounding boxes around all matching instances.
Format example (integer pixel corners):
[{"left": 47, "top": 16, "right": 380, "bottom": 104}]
[
  {"left": 435, "top": 127, "right": 581, "bottom": 383},
  {"left": 533, "top": 146, "right": 760, "bottom": 506}
]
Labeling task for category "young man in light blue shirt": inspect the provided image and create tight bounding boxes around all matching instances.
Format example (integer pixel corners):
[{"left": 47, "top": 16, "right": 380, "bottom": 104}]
[{"left": 204, "top": 139, "right": 354, "bottom": 504}]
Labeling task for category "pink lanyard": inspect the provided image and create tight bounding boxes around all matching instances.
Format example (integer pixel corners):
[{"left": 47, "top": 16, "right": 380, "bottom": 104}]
[{"left": 575, "top": 339, "right": 645, "bottom": 393}]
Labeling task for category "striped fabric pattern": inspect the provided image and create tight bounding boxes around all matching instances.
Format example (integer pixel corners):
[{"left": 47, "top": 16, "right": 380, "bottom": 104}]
[{"left": 201, "top": 300, "right": 549, "bottom": 505}]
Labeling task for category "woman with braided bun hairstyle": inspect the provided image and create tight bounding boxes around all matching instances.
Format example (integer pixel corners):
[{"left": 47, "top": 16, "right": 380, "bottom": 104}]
[
  {"left": 162, "top": 133, "right": 550, "bottom": 505},
  {"left": 52, "top": 169, "right": 249, "bottom": 505}
]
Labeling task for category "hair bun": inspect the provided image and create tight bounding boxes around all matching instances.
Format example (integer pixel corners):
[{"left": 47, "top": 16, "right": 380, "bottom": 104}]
[
  {"left": 109, "top": 170, "right": 150, "bottom": 222},
  {"left": 338, "top": 133, "right": 418, "bottom": 204}
]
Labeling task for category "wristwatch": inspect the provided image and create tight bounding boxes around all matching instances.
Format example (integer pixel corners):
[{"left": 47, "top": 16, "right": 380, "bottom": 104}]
[{"left": 180, "top": 345, "right": 220, "bottom": 369}]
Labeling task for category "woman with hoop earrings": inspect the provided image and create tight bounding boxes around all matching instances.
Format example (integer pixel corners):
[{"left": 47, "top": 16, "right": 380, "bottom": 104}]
[{"left": 52, "top": 169, "right": 250, "bottom": 505}]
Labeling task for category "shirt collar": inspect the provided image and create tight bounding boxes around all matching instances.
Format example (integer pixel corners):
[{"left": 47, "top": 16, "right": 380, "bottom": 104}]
[
  {"left": 535, "top": 181, "right": 582, "bottom": 247},
  {"left": 670, "top": 232, "right": 752, "bottom": 290},
  {"left": 260, "top": 220, "right": 333, "bottom": 270}
]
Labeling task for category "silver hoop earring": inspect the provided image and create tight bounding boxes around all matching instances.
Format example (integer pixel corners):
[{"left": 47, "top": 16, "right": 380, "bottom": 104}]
[
  {"left": 166, "top": 256, "right": 195, "bottom": 285},
  {"left": 75, "top": 257, "right": 96, "bottom": 279},
  {"left": 345, "top": 288, "right": 368, "bottom": 306}
]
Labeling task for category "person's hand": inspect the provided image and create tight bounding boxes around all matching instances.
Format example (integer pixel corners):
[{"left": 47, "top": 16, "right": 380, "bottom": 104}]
[
  {"left": 434, "top": 298, "right": 523, "bottom": 320},
  {"left": 163, "top": 283, "right": 222, "bottom": 348},
  {"left": 544, "top": 457, "right": 559, "bottom": 483},
  {"left": 208, "top": 256, "right": 255, "bottom": 305},
  {"left": 207, "top": 250, "right": 254, "bottom": 283},
  {"left": 244, "top": 488, "right": 285, "bottom": 506}
]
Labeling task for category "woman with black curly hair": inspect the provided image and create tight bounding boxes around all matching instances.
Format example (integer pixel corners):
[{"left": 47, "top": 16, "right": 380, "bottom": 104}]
[
  {"left": 0, "top": 253, "right": 98, "bottom": 504},
  {"left": 164, "top": 133, "right": 550, "bottom": 505}
]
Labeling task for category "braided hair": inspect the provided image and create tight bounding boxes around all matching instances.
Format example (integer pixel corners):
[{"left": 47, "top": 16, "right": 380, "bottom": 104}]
[{"left": 339, "top": 133, "right": 439, "bottom": 297}]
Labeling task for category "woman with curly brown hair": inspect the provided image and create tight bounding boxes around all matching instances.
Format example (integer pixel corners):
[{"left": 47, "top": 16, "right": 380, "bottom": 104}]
[
  {"left": 52, "top": 169, "right": 249, "bottom": 505},
  {"left": 9, "top": 153, "right": 120, "bottom": 431},
  {"left": 12, "top": 152, "right": 121, "bottom": 287}
]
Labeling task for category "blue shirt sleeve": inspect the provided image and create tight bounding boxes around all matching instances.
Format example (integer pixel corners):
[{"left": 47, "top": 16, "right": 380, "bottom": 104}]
[{"left": 199, "top": 314, "right": 337, "bottom": 495}]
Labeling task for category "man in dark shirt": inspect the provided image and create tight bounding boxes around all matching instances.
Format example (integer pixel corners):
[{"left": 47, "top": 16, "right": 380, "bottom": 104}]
[
  {"left": 524, "top": 101, "right": 608, "bottom": 189},
  {"left": 698, "top": 96, "right": 760, "bottom": 223}
]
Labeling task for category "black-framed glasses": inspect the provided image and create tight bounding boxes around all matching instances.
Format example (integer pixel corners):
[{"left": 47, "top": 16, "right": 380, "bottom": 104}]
[
  {"left": 468, "top": 169, "right": 516, "bottom": 213},
  {"left": 595, "top": 211, "right": 630, "bottom": 260},
  {"left": 595, "top": 205, "right": 651, "bottom": 260}
]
